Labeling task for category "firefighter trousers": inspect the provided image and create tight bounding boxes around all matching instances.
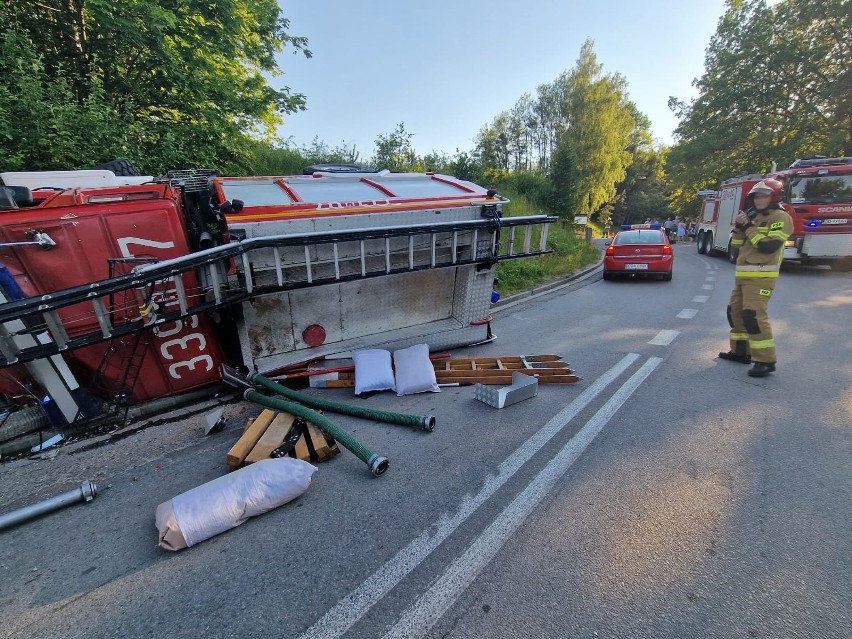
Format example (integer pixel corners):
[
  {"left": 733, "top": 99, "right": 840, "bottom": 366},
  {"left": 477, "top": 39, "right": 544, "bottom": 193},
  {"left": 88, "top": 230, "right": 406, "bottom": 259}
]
[{"left": 727, "top": 277, "right": 777, "bottom": 363}]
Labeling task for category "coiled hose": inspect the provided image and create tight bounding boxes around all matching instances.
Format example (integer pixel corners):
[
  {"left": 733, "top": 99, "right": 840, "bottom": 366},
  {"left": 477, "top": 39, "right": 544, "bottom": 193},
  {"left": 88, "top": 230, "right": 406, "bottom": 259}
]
[
  {"left": 247, "top": 372, "right": 435, "bottom": 432},
  {"left": 244, "top": 389, "right": 389, "bottom": 476}
]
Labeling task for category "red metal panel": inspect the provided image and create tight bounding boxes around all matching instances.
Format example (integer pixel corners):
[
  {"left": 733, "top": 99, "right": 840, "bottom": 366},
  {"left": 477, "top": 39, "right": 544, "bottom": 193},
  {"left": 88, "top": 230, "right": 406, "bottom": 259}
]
[{"left": 0, "top": 195, "right": 223, "bottom": 401}]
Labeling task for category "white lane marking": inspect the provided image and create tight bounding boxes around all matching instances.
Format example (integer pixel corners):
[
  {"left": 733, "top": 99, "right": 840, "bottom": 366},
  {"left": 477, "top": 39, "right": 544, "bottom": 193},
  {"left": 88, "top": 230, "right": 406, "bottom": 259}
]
[
  {"left": 706, "top": 277, "right": 717, "bottom": 282},
  {"left": 677, "top": 308, "right": 699, "bottom": 319},
  {"left": 381, "top": 357, "right": 664, "bottom": 639},
  {"left": 692, "top": 295, "right": 709, "bottom": 303},
  {"left": 298, "top": 353, "right": 641, "bottom": 639},
  {"left": 648, "top": 329, "right": 679, "bottom": 346},
  {"left": 702, "top": 284, "right": 715, "bottom": 289}
]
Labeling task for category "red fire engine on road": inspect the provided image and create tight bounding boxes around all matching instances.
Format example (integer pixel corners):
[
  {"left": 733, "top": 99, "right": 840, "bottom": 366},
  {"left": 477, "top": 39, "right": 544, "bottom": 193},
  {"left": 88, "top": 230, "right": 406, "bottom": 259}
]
[{"left": 695, "top": 157, "right": 852, "bottom": 272}]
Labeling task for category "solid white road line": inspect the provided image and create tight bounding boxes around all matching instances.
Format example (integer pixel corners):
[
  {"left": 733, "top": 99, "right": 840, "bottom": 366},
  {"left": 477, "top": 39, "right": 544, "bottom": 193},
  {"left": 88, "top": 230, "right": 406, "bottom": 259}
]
[
  {"left": 692, "top": 295, "right": 709, "bottom": 303},
  {"left": 648, "top": 329, "right": 679, "bottom": 346},
  {"left": 677, "top": 308, "right": 699, "bottom": 319},
  {"left": 381, "top": 357, "right": 664, "bottom": 639},
  {"left": 298, "top": 353, "right": 641, "bottom": 639}
]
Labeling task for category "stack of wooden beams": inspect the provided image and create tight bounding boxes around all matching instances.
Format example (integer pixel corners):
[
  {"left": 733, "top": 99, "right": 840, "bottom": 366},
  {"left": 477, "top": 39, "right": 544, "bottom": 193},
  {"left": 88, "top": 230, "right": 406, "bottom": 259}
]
[{"left": 226, "top": 409, "right": 339, "bottom": 470}]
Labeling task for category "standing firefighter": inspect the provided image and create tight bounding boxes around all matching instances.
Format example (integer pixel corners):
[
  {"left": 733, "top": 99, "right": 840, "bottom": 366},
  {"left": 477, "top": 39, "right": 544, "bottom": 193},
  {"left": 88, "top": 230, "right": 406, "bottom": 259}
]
[{"left": 718, "top": 178, "right": 793, "bottom": 377}]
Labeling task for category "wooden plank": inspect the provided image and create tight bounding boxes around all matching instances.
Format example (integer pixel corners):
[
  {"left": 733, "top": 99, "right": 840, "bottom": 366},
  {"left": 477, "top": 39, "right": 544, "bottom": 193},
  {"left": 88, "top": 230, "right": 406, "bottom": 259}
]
[
  {"left": 293, "top": 431, "right": 311, "bottom": 461},
  {"left": 226, "top": 409, "right": 276, "bottom": 470},
  {"left": 245, "top": 412, "right": 297, "bottom": 464},
  {"left": 436, "top": 374, "right": 581, "bottom": 385},
  {"left": 435, "top": 368, "right": 573, "bottom": 380},
  {"left": 305, "top": 421, "right": 340, "bottom": 461}
]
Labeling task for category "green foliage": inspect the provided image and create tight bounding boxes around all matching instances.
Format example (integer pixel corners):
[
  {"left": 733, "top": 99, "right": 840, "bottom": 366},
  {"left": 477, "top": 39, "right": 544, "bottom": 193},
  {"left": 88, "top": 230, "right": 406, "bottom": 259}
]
[
  {"left": 547, "top": 133, "right": 580, "bottom": 217},
  {"left": 372, "top": 123, "right": 418, "bottom": 171},
  {"left": 473, "top": 40, "right": 646, "bottom": 228},
  {"left": 667, "top": 0, "right": 851, "bottom": 216},
  {"left": 0, "top": 1, "right": 310, "bottom": 173},
  {"left": 0, "top": 28, "right": 145, "bottom": 171}
]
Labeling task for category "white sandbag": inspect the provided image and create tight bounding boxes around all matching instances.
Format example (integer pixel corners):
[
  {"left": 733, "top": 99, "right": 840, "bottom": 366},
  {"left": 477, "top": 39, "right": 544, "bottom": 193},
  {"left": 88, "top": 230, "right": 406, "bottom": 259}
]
[
  {"left": 393, "top": 343, "right": 440, "bottom": 396},
  {"left": 352, "top": 348, "right": 396, "bottom": 395},
  {"left": 155, "top": 457, "right": 317, "bottom": 551}
]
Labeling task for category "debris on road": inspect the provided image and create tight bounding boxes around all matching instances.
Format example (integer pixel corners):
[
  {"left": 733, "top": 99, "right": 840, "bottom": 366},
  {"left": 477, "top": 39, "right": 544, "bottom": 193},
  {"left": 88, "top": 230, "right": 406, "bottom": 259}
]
[
  {"left": 155, "top": 458, "right": 316, "bottom": 551},
  {"left": 475, "top": 371, "right": 539, "bottom": 408},
  {"left": 0, "top": 480, "right": 97, "bottom": 532}
]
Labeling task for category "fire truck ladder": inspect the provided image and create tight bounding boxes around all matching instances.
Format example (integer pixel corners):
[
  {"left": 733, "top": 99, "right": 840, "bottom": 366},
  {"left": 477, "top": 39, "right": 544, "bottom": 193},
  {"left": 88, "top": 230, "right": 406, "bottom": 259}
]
[
  {"left": 0, "top": 213, "right": 556, "bottom": 368},
  {"left": 85, "top": 258, "right": 164, "bottom": 424}
]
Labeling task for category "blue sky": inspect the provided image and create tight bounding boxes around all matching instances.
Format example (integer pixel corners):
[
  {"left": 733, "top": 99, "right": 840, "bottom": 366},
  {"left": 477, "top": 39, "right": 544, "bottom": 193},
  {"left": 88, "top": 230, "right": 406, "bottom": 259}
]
[{"left": 275, "top": 1, "right": 728, "bottom": 160}]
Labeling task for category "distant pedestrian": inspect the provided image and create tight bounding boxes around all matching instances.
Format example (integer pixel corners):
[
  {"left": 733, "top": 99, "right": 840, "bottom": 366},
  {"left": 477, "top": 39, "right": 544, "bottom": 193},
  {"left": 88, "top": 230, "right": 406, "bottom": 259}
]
[{"left": 677, "top": 220, "right": 686, "bottom": 242}]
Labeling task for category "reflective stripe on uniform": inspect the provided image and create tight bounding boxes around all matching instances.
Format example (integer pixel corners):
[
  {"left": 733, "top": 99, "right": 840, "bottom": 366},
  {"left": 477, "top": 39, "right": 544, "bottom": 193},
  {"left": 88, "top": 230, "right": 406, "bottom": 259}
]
[
  {"left": 731, "top": 238, "right": 744, "bottom": 246},
  {"left": 730, "top": 332, "right": 749, "bottom": 341},
  {"left": 735, "top": 271, "right": 780, "bottom": 278},
  {"left": 749, "top": 338, "right": 775, "bottom": 350},
  {"left": 759, "top": 288, "right": 772, "bottom": 297}
]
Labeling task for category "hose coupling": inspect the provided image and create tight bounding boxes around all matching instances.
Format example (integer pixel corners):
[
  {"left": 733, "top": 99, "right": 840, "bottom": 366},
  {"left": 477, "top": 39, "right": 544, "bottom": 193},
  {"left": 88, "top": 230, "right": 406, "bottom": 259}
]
[{"left": 368, "top": 455, "right": 390, "bottom": 477}]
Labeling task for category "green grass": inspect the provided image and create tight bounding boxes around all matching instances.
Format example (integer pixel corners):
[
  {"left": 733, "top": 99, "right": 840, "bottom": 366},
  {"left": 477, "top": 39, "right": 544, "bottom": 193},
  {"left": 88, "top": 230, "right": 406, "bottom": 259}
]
[{"left": 494, "top": 193, "right": 601, "bottom": 297}]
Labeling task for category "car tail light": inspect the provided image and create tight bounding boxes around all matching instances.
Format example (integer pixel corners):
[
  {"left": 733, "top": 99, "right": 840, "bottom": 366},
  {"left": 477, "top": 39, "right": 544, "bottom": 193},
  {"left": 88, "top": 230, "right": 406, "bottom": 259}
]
[
  {"left": 662, "top": 245, "right": 672, "bottom": 255},
  {"left": 605, "top": 245, "right": 615, "bottom": 256}
]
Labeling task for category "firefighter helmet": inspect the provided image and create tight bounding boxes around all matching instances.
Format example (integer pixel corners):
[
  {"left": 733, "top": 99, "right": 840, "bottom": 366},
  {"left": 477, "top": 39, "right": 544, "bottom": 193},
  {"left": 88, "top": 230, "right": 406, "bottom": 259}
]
[{"left": 748, "top": 178, "right": 784, "bottom": 204}]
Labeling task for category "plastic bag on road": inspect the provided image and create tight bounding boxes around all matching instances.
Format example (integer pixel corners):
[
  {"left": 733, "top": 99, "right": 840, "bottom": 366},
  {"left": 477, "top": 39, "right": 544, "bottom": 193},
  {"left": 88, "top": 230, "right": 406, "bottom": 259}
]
[{"left": 155, "top": 457, "right": 317, "bottom": 551}]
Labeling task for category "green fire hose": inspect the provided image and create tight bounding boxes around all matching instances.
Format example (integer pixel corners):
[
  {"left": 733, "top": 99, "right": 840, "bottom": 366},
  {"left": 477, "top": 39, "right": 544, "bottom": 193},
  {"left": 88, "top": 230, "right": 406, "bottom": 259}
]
[
  {"left": 244, "top": 389, "right": 389, "bottom": 476},
  {"left": 247, "top": 372, "right": 436, "bottom": 432}
]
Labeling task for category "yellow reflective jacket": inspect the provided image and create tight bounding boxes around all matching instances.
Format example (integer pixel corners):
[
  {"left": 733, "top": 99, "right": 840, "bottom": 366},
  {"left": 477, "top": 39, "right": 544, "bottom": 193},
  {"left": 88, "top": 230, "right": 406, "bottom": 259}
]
[{"left": 732, "top": 205, "right": 793, "bottom": 278}]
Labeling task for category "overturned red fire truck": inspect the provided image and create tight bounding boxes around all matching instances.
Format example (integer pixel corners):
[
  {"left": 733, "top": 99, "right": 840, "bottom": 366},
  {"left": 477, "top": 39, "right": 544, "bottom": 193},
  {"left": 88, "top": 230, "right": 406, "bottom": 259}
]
[{"left": 0, "top": 165, "right": 554, "bottom": 427}]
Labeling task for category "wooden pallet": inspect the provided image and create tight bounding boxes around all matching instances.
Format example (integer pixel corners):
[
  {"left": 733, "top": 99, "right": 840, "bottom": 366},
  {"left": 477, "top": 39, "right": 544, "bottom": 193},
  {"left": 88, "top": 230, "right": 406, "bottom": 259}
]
[
  {"left": 226, "top": 409, "right": 339, "bottom": 470},
  {"left": 312, "top": 355, "right": 580, "bottom": 387}
]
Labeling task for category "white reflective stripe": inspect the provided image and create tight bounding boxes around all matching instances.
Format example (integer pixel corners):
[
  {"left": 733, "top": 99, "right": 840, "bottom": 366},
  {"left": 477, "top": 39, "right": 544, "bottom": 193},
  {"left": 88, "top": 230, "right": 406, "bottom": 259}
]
[{"left": 735, "top": 264, "right": 780, "bottom": 272}]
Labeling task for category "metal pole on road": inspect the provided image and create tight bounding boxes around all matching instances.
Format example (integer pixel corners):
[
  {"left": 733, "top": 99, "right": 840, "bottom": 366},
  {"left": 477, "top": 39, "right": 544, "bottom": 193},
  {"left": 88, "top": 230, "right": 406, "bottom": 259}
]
[{"left": 0, "top": 480, "right": 98, "bottom": 532}]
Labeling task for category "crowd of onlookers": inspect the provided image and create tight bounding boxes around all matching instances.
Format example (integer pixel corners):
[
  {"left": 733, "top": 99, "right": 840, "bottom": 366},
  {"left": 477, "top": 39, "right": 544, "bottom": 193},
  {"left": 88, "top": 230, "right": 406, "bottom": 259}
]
[{"left": 644, "top": 217, "right": 698, "bottom": 243}]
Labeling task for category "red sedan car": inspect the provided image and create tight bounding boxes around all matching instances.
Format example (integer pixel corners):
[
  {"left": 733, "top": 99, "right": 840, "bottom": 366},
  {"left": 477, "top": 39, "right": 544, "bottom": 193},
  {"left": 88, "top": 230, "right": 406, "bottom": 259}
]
[{"left": 603, "top": 224, "right": 674, "bottom": 281}]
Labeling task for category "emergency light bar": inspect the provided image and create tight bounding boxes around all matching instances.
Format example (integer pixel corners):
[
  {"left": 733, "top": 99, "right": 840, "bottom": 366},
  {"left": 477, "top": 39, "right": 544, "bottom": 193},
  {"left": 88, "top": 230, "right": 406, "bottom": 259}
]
[{"left": 620, "top": 223, "right": 661, "bottom": 230}]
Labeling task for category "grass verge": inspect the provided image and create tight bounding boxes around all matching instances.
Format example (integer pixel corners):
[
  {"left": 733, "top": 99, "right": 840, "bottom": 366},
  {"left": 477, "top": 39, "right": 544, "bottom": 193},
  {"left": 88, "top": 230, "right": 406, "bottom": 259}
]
[{"left": 494, "top": 192, "right": 601, "bottom": 298}]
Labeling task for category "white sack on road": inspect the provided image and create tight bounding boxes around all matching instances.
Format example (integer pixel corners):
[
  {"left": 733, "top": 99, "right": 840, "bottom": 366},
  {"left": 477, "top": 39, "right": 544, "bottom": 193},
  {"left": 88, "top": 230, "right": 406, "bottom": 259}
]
[{"left": 155, "top": 457, "right": 317, "bottom": 551}]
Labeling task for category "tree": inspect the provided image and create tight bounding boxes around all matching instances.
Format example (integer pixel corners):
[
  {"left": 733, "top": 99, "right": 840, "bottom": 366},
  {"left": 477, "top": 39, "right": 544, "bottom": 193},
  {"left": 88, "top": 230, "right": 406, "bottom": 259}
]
[
  {"left": 563, "top": 41, "right": 635, "bottom": 225},
  {"left": 372, "top": 123, "right": 417, "bottom": 171},
  {"left": 667, "top": 0, "right": 851, "bottom": 215},
  {"left": 547, "top": 133, "right": 580, "bottom": 217},
  {"left": 0, "top": 0, "right": 310, "bottom": 173}
]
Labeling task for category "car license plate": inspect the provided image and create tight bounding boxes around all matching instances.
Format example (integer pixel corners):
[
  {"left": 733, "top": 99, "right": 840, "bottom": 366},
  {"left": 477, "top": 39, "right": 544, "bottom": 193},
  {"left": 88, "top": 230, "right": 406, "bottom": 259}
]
[
  {"left": 822, "top": 218, "right": 848, "bottom": 225},
  {"left": 625, "top": 263, "right": 649, "bottom": 270}
]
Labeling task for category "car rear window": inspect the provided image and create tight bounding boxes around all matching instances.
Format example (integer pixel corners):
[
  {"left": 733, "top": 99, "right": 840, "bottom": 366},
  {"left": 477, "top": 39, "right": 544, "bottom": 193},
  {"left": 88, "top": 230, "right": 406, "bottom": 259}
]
[{"left": 614, "top": 230, "right": 665, "bottom": 245}]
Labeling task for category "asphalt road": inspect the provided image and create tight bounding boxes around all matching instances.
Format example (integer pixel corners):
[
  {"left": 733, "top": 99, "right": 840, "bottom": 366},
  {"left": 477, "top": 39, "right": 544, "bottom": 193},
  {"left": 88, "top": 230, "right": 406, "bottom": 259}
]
[{"left": 1, "top": 241, "right": 850, "bottom": 639}]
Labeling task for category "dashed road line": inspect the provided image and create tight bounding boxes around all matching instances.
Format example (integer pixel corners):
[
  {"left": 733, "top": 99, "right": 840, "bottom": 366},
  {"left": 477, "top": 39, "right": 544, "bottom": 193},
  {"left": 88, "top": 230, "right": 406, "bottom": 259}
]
[
  {"left": 677, "top": 308, "right": 699, "bottom": 319},
  {"left": 702, "top": 283, "right": 715, "bottom": 289},
  {"left": 692, "top": 295, "right": 709, "bottom": 303},
  {"left": 648, "top": 329, "right": 679, "bottom": 346}
]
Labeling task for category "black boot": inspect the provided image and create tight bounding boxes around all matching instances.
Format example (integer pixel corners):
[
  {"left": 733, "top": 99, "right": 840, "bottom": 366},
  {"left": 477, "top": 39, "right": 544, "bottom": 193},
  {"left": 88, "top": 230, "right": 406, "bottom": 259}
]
[
  {"left": 719, "top": 351, "right": 751, "bottom": 364},
  {"left": 748, "top": 362, "right": 776, "bottom": 377}
]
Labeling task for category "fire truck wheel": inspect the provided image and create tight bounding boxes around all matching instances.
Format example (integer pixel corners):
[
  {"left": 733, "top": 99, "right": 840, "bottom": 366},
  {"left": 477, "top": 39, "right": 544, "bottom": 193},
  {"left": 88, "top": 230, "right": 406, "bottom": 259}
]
[
  {"left": 696, "top": 233, "right": 707, "bottom": 254},
  {"left": 830, "top": 258, "right": 852, "bottom": 272},
  {"left": 90, "top": 158, "right": 142, "bottom": 176}
]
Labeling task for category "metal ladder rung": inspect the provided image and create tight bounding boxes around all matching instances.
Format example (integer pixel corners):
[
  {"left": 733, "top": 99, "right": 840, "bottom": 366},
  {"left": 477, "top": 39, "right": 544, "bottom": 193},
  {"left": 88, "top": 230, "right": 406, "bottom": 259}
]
[
  {"left": 91, "top": 298, "right": 113, "bottom": 338},
  {"left": 333, "top": 243, "right": 340, "bottom": 280},
  {"left": 540, "top": 223, "right": 550, "bottom": 252},
  {"left": 273, "top": 247, "right": 284, "bottom": 286},
  {"left": 43, "top": 311, "right": 69, "bottom": 349},
  {"left": 172, "top": 274, "right": 189, "bottom": 315}
]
